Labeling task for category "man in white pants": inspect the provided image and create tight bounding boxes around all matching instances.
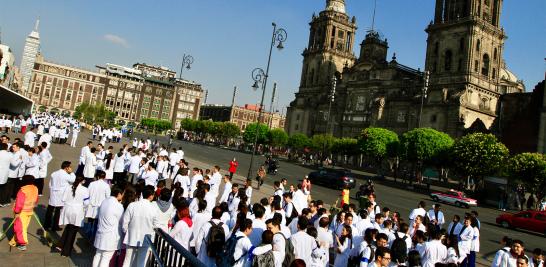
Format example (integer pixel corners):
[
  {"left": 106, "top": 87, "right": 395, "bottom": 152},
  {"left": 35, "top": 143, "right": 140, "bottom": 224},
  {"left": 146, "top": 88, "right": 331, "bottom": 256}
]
[
  {"left": 92, "top": 187, "right": 124, "bottom": 267},
  {"left": 70, "top": 125, "right": 80, "bottom": 147},
  {"left": 122, "top": 186, "right": 159, "bottom": 267}
]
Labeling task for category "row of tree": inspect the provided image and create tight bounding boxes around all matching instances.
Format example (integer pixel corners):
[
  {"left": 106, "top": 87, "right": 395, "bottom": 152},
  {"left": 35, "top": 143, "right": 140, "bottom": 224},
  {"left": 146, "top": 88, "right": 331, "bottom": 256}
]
[
  {"left": 73, "top": 102, "right": 116, "bottom": 127},
  {"left": 140, "top": 118, "right": 173, "bottom": 133}
]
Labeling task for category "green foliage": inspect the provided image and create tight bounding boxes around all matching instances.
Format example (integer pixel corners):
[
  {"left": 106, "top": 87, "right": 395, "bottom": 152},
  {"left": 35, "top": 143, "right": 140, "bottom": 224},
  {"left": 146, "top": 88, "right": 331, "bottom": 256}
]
[
  {"left": 358, "top": 127, "right": 399, "bottom": 160},
  {"left": 74, "top": 102, "right": 117, "bottom": 127},
  {"left": 180, "top": 118, "right": 196, "bottom": 132},
  {"left": 400, "top": 128, "right": 454, "bottom": 165},
  {"left": 332, "top": 138, "right": 359, "bottom": 155},
  {"left": 243, "top": 123, "right": 269, "bottom": 144},
  {"left": 220, "top": 122, "right": 241, "bottom": 139},
  {"left": 140, "top": 118, "right": 172, "bottom": 133},
  {"left": 452, "top": 133, "right": 509, "bottom": 178},
  {"left": 288, "top": 133, "right": 311, "bottom": 150},
  {"left": 310, "top": 134, "right": 337, "bottom": 152},
  {"left": 268, "top": 128, "right": 289, "bottom": 147},
  {"left": 507, "top": 153, "right": 546, "bottom": 197}
]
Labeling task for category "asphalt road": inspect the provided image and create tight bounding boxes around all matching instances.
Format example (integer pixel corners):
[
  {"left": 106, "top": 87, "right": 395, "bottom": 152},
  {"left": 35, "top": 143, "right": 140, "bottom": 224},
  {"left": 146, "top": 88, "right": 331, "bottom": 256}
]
[{"left": 157, "top": 136, "right": 545, "bottom": 262}]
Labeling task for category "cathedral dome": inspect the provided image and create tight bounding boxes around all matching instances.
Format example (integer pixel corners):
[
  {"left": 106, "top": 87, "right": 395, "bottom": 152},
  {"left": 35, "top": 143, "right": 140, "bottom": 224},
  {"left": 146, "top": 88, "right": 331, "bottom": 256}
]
[{"left": 500, "top": 67, "right": 518, "bottom": 83}]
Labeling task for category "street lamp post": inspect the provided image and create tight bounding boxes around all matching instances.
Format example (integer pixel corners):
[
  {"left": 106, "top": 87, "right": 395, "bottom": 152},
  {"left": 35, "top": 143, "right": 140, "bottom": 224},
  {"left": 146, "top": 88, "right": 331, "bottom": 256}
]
[
  {"left": 179, "top": 54, "right": 194, "bottom": 79},
  {"left": 326, "top": 75, "right": 337, "bottom": 134},
  {"left": 246, "top": 23, "right": 287, "bottom": 187},
  {"left": 418, "top": 71, "right": 430, "bottom": 128}
]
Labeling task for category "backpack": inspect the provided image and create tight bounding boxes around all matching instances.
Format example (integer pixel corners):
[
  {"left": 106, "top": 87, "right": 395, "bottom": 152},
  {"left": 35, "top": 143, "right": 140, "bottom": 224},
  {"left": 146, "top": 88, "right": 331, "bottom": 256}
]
[
  {"left": 206, "top": 221, "right": 226, "bottom": 258},
  {"left": 285, "top": 203, "right": 298, "bottom": 225},
  {"left": 276, "top": 232, "right": 295, "bottom": 267},
  {"left": 252, "top": 250, "right": 275, "bottom": 267},
  {"left": 349, "top": 242, "right": 374, "bottom": 267},
  {"left": 391, "top": 231, "right": 408, "bottom": 264},
  {"left": 217, "top": 234, "right": 245, "bottom": 267}
]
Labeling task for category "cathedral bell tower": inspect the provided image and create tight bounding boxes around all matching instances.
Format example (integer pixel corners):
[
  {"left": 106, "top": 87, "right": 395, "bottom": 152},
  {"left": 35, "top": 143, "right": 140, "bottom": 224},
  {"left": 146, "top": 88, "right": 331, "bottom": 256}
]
[
  {"left": 423, "top": 0, "right": 511, "bottom": 136},
  {"left": 286, "top": 0, "right": 357, "bottom": 136}
]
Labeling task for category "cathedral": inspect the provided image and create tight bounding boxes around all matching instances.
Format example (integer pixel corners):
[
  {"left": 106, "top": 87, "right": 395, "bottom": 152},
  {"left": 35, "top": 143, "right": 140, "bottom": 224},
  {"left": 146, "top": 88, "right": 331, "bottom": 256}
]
[{"left": 286, "top": 0, "right": 525, "bottom": 138}]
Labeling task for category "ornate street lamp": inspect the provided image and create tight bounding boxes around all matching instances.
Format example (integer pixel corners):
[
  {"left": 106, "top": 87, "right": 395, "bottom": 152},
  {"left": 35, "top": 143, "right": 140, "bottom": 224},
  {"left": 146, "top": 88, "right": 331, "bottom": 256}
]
[{"left": 179, "top": 54, "right": 194, "bottom": 79}]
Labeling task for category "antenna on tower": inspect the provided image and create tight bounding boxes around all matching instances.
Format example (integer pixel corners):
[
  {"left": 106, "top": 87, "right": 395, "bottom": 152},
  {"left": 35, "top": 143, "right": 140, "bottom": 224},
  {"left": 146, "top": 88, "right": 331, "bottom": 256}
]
[
  {"left": 371, "top": 0, "right": 378, "bottom": 32},
  {"left": 34, "top": 18, "right": 40, "bottom": 32}
]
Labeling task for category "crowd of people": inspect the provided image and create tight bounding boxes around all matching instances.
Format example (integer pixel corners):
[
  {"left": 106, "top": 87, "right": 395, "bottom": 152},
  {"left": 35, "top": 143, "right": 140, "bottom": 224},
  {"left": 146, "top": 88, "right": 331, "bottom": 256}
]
[{"left": 0, "top": 113, "right": 543, "bottom": 267}]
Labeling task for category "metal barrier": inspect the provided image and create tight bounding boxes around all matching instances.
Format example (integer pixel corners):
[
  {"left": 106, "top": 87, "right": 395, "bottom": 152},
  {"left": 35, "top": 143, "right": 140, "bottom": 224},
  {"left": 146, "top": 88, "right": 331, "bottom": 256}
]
[{"left": 146, "top": 228, "right": 206, "bottom": 267}]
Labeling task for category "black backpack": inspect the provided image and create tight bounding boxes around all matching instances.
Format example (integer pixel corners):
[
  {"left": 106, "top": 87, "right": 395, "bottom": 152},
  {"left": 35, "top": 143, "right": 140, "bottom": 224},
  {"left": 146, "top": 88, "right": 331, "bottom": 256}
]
[
  {"left": 252, "top": 250, "right": 275, "bottom": 267},
  {"left": 206, "top": 221, "right": 226, "bottom": 258},
  {"left": 217, "top": 234, "right": 245, "bottom": 267},
  {"left": 391, "top": 231, "right": 408, "bottom": 264},
  {"left": 275, "top": 232, "right": 295, "bottom": 267},
  {"left": 349, "top": 243, "right": 375, "bottom": 267},
  {"left": 286, "top": 203, "right": 298, "bottom": 225}
]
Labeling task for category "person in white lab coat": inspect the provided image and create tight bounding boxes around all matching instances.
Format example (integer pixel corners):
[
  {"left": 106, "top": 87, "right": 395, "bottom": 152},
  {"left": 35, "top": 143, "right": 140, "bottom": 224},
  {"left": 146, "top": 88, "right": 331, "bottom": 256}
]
[
  {"left": 23, "top": 127, "right": 36, "bottom": 147},
  {"left": 122, "top": 185, "right": 160, "bottom": 267},
  {"left": 209, "top": 165, "right": 222, "bottom": 197},
  {"left": 85, "top": 170, "right": 111, "bottom": 238},
  {"left": 24, "top": 147, "right": 40, "bottom": 179},
  {"left": 195, "top": 206, "right": 230, "bottom": 266},
  {"left": 231, "top": 219, "right": 256, "bottom": 267},
  {"left": 169, "top": 200, "right": 193, "bottom": 263},
  {"left": 333, "top": 224, "right": 353, "bottom": 267},
  {"left": 83, "top": 147, "right": 98, "bottom": 184},
  {"left": 409, "top": 201, "right": 426, "bottom": 225},
  {"left": 76, "top": 141, "right": 93, "bottom": 177},
  {"left": 219, "top": 174, "right": 232, "bottom": 204},
  {"left": 37, "top": 142, "right": 53, "bottom": 196},
  {"left": 499, "top": 240, "right": 525, "bottom": 267},
  {"left": 172, "top": 168, "right": 191, "bottom": 199},
  {"left": 92, "top": 186, "right": 124, "bottom": 267},
  {"left": 421, "top": 230, "right": 447, "bottom": 267},
  {"left": 57, "top": 177, "right": 89, "bottom": 257},
  {"left": 128, "top": 152, "right": 142, "bottom": 184},
  {"left": 0, "top": 143, "right": 13, "bottom": 206},
  {"left": 447, "top": 215, "right": 463, "bottom": 240},
  {"left": 291, "top": 216, "right": 318, "bottom": 266},
  {"left": 153, "top": 188, "right": 176, "bottom": 233},
  {"left": 467, "top": 218, "right": 480, "bottom": 267},
  {"left": 458, "top": 217, "right": 475, "bottom": 267},
  {"left": 141, "top": 162, "right": 159, "bottom": 187},
  {"left": 426, "top": 204, "right": 445, "bottom": 231},
  {"left": 45, "top": 161, "right": 76, "bottom": 231}
]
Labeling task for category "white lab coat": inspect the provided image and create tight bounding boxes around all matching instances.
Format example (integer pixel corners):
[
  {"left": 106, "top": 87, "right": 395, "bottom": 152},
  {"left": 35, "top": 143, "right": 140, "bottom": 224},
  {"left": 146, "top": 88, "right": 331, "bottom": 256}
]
[
  {"left": 141, "top": 169, "right": 159, "bottom": 187},
  {"left": 24, "top": 131, "right": 36, "bottom": 147},
  {"left": 170, "top": 218, "right": 193, "bottom": 252},
  {"left": 209, "top": 171, "right": 222, "bottom": 197},
  {"left": 129, "top": 155, "right": 142, "bottom": 174},
  {"left": 38, "top": 149, "right": 53, "bottom": 179},
  {"left": 113, "top": 154, "right": 126, "bottom": 173},
  {"left": 249, "top": 218, "right": 267, "bottom": 246},
  {"left": 291, "top": 231, "right": 318, "bottom": 266},
  {"left": 293, "top": 190, "right": 308, "bottom": 214},
  {"left": 0, "top": 151, "right": 12, "bottom": 184},
  {"left": 409, "top": 207, "right": 426, "bottom": 223},
  {"left": 317, "top": 227, "right": 334, "bottom": 266},
  {"left": 190, "top": 212, "right": 212, "bottom": 248},
  {"left": 426, "top": 209, "right": 445, "bottom": 227},
  {"left": 153, "top": 200, "right": 176, "bottom": 233},
  {"left": 83, "top": 153, "right": 97, "bottom": 178},
  {"left": 457, "top": 226, "right": 474, "bottom": 256},
  {"left": 49, "top": 169, "right": 76, "bottom": 206},
  {"left": 94, "top": 196, "right": 124, "bottom": 251},
  {"left": 24, "top": 154, "right": 40, "bottom": 178},
  {"left": 421, "top": 239, "right": 447, "bottom": 267},
  {"left": 470, "top": 226, "right": 480, "bottom": 252},
  {"left": 219, "top": 181, "right": 232, "bottom": 203},
  {"left": 333, "top": 237, "right": 352, "bottom": 267},
  {"left": 85, "top": 179, "right": 111, "bottom": 219},
  {"left": 122, "top": 199, "right": 160, "bottom": 247},
  {"left": 173, "top": 174, "right": 191, "bottom": 199},
  {"left": 7, "top": 150, "right": 23, "bottom": 179},
  {"left": 59, "top": 184, "right": 89, "bottom": 226}
]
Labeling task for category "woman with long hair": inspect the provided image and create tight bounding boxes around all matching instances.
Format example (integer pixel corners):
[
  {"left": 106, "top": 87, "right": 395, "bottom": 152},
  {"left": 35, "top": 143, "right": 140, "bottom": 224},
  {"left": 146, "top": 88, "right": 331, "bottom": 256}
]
[
  {"left": 103, "top": 153, "right": 114, "bottom": 185},
  {"left": 169, "top": 199, "right": 192, "bottom": 261},
  {"left": 334, "top": 224, "right": 353, "bottom": 267},
  {"left": 57, "top": 176, "right": 89, "bottom": 257}
]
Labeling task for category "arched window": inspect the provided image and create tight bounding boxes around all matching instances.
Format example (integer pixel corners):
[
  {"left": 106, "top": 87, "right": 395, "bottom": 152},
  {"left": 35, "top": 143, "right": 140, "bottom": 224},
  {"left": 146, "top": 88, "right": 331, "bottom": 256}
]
[
  {"left": 493, "top": 48, "right": 498, "bottom": 60},
  {"left": 444, "top": 50, "right": 453, "bottom": 71},
  {"left": 459, "top": 38, "right": 465, "bottom": 52},
  {"left": 308, "top": 69, "right": 315, "bottom": 85},
  {"left": 476, "top": 39, "right": 481, "bottom": 51},
  {"left": 492, "top": 68, "right": 496, "bottom": 79},
  {"left": 482, "top": 54, "right": 490, "bottom": 76},
  {"left": 474, "top": 60, "right": 479, "bottom": 73}
]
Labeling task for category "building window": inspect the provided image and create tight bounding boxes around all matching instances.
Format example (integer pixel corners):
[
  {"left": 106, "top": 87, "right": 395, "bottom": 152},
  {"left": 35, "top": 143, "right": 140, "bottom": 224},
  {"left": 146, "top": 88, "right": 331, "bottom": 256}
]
[
  {"left": 459, "top": 38, "right": 465, "bottom": 52},
  {"left": 355, "top": 96, "right": 366, "bottom": 111},
  {"left": 474, "top": 60, "right": 479, "bottom": 73},
  {"left": 476, "top": 39, "right": 481, "bottom": 51},
  {"left": 493, "top": 48, "right": 498, "bottom": 60},
  {"left": 492, "top": 68, "right": 496, "bottom": 79},
  {"left": 482, "top": 54, "right": 490, "bottom": 76},
  {"left": 397, "top": 111, "right": 406, "bottom": 123},
  {"left": 444, "top": 50, "right": 452, "bottom": 71}
]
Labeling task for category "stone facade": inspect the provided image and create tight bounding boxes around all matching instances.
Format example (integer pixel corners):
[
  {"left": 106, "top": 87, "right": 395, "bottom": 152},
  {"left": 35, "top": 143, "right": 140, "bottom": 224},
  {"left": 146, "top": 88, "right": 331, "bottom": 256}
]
[
  {"left": 286, "top": 0, "right": 525, "bottom": 138},
  {"left": 200, "top": 104, "right": 285, "bottom": 132}
]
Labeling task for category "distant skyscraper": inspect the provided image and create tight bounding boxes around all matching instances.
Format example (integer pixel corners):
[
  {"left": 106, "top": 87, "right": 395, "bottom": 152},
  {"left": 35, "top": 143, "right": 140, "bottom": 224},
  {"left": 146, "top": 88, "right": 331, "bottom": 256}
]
[{"left": 20, "top": 19, "right": 40, "bottom": 94}]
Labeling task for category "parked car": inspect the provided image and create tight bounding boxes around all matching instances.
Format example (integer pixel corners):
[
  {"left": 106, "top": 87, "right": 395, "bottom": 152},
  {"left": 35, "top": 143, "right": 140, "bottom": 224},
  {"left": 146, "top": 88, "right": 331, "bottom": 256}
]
[
  {"left": 308, "top": 168, "right": 356, "bottom": 189},
  {"left": 430, "top": 189, "right": 478, "bottom": 208},
  {"left": 496, "top": 210, "right": 546, "bottom": 236}
]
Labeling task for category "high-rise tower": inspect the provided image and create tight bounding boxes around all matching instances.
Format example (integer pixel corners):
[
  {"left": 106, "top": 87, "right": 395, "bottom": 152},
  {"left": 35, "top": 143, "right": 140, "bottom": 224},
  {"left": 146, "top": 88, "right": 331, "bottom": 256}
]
[
  {"left": 20, "top": 19, "right": 40, "bottom": 94},
  {"left": 286, "top": 0, "right": 357, "bottom": 136}
]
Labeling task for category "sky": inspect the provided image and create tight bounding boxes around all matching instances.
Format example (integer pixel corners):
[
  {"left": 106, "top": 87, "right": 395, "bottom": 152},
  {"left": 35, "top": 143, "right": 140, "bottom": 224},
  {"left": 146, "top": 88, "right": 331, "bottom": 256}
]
[{"left": 1, "top": 0, "right": 545, "bottom": 114}]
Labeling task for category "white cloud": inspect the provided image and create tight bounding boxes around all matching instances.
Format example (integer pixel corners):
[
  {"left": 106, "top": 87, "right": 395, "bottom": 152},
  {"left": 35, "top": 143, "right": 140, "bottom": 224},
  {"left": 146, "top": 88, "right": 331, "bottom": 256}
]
[{"left": 103, "top": 34, "right": 129, "bottom": 48}]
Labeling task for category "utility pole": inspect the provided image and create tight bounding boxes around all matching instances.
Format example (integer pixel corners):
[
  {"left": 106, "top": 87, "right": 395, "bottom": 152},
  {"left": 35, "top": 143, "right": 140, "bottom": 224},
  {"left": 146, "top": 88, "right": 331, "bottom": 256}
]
[
  {"left": 269, "top": 82, "right": 277, "bottom": 128},
  {"left": 418, "top": 71, "right": 430, "bottom": 128},
  {"left": 231, "top": 86, "right": 237, "bottom": 107}
]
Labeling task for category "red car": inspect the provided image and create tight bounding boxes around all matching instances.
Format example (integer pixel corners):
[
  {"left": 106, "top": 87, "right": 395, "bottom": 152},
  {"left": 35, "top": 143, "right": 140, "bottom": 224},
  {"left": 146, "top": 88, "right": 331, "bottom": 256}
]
[
  {"left": 430, "top": 190, "right": 478, "bottom": 208},
  {"left": 496, "top": 210, "right": 546, "bottom": 236}
]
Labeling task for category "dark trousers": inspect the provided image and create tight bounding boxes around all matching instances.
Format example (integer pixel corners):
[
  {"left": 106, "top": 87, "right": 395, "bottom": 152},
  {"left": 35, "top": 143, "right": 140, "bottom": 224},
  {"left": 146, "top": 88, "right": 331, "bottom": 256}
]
[
  {"left": 59, "top": 224, "right": 79, "bottom": 257},
  {"left": 113, "top": 172, "right": 126, "bottom": 188},
  {"left": 44, "top": 205, "right": 62, "bottom": 230},
  {"left": 76, "top": 163, "right": 84, "bottom": 177},
  {"left": 5, "top": 179, "right": 16, "bottom": 200},
  {"left": 34, "top": 178, "right": 44, "bottom": 195},
  {"left": 11, "top": 178, "right": 21, "bottom": 199},
  {"left": 0, "top": 182, "right": 11, "bottom": 205},
  {"left": 230, "top": 172, "right": 234, "bottom": 179}
]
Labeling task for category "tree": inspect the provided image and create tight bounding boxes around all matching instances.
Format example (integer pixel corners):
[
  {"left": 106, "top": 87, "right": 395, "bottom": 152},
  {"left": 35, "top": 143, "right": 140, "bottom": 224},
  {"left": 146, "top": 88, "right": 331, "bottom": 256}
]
[
  {"left": 333, "top": 138, "right": 359, "bottom": 156},
  {"left": 399, "top": 128, "right": 454, "bottom": 165},
  {"left": 180, "top": 118, "right": 196, "bottom": 132},
  {"left": 310, "top": 134, "right": 337, "bottom": 152},
  {"left": 507, "top": 153, "right": 546, "bottom": 200},
  {"left": 220, "top": 122, "right": 240, "bottom": 139},
  {"left": 268, "top": 128, "right": 289, "bottom": 147},
  {"left": 288, "top": 133, "right": 310, "bottom": 151},
  {"left": 243, "top": 123, "right": 269, "bottom": 144},
  {"left": 140, "top": 118, "right": 172, "bottom": 133},
  {"left": 452, "top": 133, "right": 509, "bottom": 182},
  {"left": 358, "top": 127, "right": 399, "bottom": 161}
]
